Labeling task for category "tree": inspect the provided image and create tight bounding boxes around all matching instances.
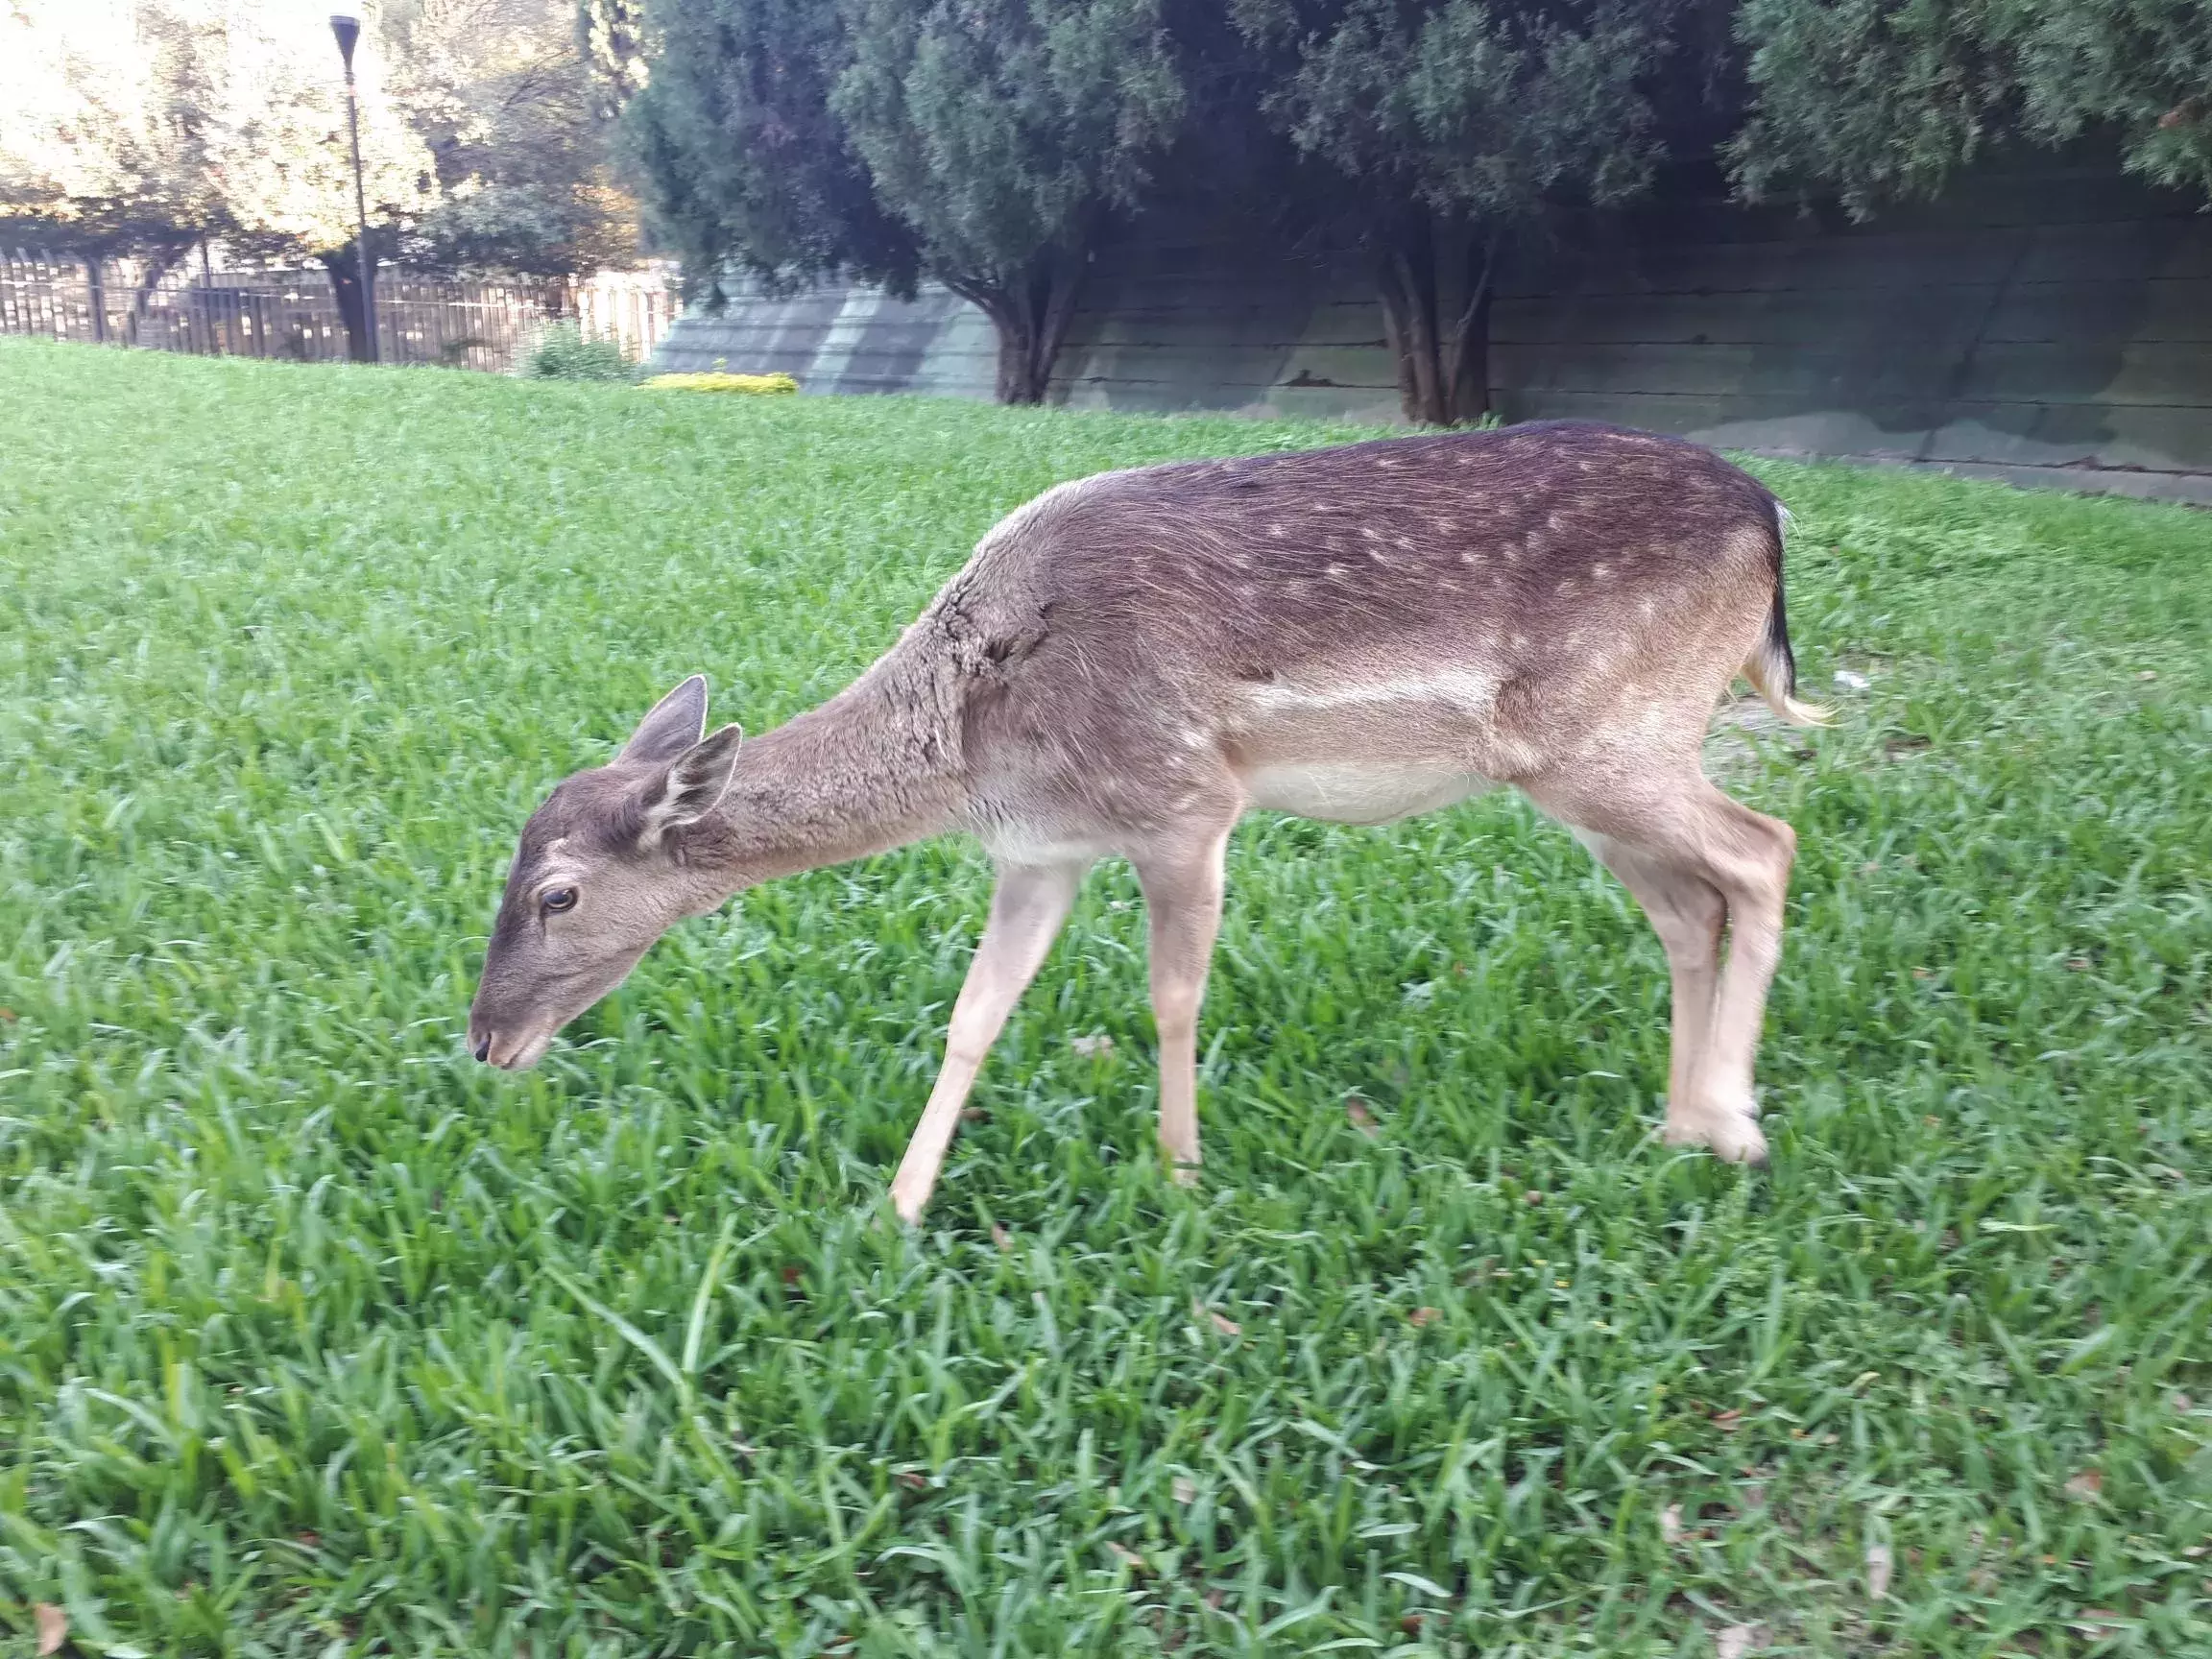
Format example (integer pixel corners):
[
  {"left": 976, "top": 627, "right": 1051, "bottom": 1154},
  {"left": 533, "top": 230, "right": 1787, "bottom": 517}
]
[
  {"left": 209, "top": 18, "right": 440, "bottom": 360},
  {"left": 0, "top": 0, "right": 440, "bottom": 360},
  {"left": 0, "top": 2, "right": 234, "bottom": 341},
  {"left": 633, "top": 0, "right": 1185, "bottom": 402},
  {"left": 830, "top": 0, "right": 1188, "bottom": 402},
  {"left": 1731, "top": 0, "right": 2212, "bottom": 213},
  {"left": 578, "top": 0, "right": 653, "bottom": 118},
  {"left": 385, "top": 0, "right": 641, "bottom": 277},
  {"left": 625, "top": 0, "right": 923, "bottom": 307},
  {"left": 6, "top": 0, "right": 637, "bottom": 361},
  {"left": 1234, "top": 0, "right": 1679, "bottom": 425}
]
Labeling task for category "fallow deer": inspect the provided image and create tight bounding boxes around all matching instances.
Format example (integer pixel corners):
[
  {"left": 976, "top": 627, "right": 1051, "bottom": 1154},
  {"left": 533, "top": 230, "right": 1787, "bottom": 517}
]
[{"left": 469, "top": 421, "right": 1826, "bottom": 1222}]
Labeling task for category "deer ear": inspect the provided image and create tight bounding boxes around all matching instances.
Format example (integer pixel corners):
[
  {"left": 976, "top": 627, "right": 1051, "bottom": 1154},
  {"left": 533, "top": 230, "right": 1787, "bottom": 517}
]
[
  {"left": 621, "top": 675, "right": 709, "bottom": 765},
  {"left": 637, "top": 724, "right": 743, "bottom": 846}
]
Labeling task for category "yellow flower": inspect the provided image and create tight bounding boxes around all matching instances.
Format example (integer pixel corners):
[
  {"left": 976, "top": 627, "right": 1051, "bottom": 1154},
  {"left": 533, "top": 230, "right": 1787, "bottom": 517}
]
[{"left": 638, "top": 372, "right": 800, "bottom": 396}]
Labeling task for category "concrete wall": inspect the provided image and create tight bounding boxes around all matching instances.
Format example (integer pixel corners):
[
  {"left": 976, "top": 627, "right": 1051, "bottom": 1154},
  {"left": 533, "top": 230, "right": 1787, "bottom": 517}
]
[{"left": 656, "top": 156, "right": 2212, "bottom": 502}]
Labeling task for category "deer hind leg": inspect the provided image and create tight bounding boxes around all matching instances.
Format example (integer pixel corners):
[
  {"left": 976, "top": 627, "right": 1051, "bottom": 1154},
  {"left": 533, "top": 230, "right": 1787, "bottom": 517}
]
[
  {"left": 1543, "top": 773, "right": 1796, "bottom": 1163},
  {"left": 1131, "top": 825, "right": 1231, "bottom": 1184},
  {"left": 888, "top": 859, "right": 1087, "bottom": 1224}
]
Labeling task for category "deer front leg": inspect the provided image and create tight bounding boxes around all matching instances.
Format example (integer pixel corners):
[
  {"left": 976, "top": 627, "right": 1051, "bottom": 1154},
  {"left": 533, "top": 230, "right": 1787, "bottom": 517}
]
[
  {"left": 888, "top": 860, "right": 1086, "bottom": 1224},
  {"left": 1133, "top": 828, "right": 1230, "bottom": 1185},
  {"left": 1575, "top": 830, "right": 1724, "bottom": 1138}
]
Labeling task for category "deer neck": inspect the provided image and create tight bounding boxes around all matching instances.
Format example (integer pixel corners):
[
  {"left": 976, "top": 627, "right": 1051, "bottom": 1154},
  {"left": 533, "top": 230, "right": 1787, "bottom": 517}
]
[{"left": 693, "top": 655, "right": 967, "bottom": 888}]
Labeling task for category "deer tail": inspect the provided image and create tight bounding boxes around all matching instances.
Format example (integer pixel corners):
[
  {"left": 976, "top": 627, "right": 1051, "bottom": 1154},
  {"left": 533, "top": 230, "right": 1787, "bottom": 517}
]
[{"left": 1743, "top": 501, "right": 1832, "bottom": 728}]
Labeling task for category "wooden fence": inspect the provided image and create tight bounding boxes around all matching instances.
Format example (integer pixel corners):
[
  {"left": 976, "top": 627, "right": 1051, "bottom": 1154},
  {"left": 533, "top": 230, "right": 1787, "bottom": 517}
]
[{"left": 0, "top": 252, "right": 682, "bottom": 373}]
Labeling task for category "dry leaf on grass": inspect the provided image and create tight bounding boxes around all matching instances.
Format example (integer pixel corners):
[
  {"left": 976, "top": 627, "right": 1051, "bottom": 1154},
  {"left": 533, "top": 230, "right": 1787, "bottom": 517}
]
[
  {"left": 1107, "top": 1541, "right": 1146, "bottom": 1572},
  {"left": 1866, "top": 1541, "right": 1894, "bottom": 1599},
  {"left": 1173, "top": 1476, "right": 1196, "bottom": 1505},
  {"left": 1408, "top": 1307, "right": 1440, "bottom": 1328},
  {"left": 1070, "top": 1033, "right": 1116, "bottom": 1059},
  {"left": 1345, "top": 1096, "right": 1378, "bottom": 1136},
  {"left": 990, "top": 1222, "right": 1011, "bottom": 1252},
  {"left": 1713, "top": 1408, "right": 1743, "bottom": 1432},
  {"left": 36, "top": 1602, "right": 66, "bottom": 1657},
  {"left": 2065, "top": 1469, "right": 2104, "bottom": 1502},
  {"left": 1192, "top": 1297, "right": 1241, "bottom": 1336},
  {"left": 1661, "top": 1503, "right": 1685, "bottom": 1544},
  {"left": 1716, "top": 1623, "right": 1760, "bottom": 1659}
]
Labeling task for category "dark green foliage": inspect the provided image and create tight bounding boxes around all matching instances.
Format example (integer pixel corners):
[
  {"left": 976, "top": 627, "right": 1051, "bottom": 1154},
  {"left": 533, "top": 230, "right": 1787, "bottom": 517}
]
[
  {"left": 625, "top": 0, "right": 923, "bottom": 304},
  {"left": 630, "top": 0, "right": 1183, "bottom": 401},
  {"left": 2009, "top": 1, "right": 2212, "bottom": 197},
  {"left": 523, "top": 319, "right": 637, "bottom": 379},
  {"left": 1234, "top": 0, "right": 1681, "bottom": 423},
  {"left": 1733, "top": 0, "right": 2212, "bottom": 213},
  {"left": 831, "top": 0, "right": 1188, "bottom": 401}
]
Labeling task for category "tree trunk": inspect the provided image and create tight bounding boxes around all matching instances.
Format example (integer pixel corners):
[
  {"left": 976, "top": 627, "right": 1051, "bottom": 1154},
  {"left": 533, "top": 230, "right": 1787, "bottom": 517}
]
[
  {"left": 321, "top": 244, "right": 377, "bottom": 362},
  {"left": 83, "top": 255, "right": 109, "bottom": 344},
  {"left": 950, "top": 246, "right": 1086, "bottom": 406},
  {"left": 1373, "top": 217, "right": 1496, "bottom": 427},
  {"left": 126, "top": 248, "right": 185, "bottom": 347}
]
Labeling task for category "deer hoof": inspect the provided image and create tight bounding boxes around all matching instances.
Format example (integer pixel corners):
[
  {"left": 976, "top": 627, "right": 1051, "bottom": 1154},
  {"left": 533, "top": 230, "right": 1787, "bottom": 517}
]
[
  {"left": 1664, "top": 1107, "right": 1768, "bottom": 1166},
  {"left": 889, "top": 1189, "right": 928, "bottom": 1226}
]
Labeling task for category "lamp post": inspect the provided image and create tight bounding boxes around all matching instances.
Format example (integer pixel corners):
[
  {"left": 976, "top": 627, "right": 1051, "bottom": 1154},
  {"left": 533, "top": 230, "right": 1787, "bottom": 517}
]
[{"left": 329, "top": 12, "right": 377, "bottom": 363}]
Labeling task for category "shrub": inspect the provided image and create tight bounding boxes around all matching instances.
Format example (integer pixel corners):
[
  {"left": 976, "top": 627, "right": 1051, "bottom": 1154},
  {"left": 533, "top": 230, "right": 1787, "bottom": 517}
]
[
  {"left": 638, "top": 371, "right": 801, "bottom": 395},
  {"left": 524, "top": 322, "right": 636, "bottom": 381}
]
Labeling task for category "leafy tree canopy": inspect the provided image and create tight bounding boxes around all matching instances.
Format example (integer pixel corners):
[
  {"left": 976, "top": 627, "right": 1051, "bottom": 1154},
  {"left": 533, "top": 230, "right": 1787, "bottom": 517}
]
[
  {"left": 830, "top": 0, "right": 1187, "bottom": 399},
  {"left": 625, "top": 0, "right": 922, "bottom": 301},
  {"left": 387, "top": 0, "right": 642, "bottom": 276},
  {"left": 1732, "top": 0, "right": 2212, "bottom": 212},
  {"left": 1233, "top": 0, "right": 1681, "bottom": 421}
]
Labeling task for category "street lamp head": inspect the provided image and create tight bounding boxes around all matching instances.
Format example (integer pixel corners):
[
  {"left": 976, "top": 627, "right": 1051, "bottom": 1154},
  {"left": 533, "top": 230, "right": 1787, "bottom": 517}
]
[{"left": 329, "top": 13, "right": 361, "bottom": 71}]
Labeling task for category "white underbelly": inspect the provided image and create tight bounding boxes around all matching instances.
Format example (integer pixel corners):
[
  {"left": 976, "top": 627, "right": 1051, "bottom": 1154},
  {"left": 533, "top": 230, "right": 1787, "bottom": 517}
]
[{"left": 1244, "top": 760, "right": 1493, "bottom": 826}]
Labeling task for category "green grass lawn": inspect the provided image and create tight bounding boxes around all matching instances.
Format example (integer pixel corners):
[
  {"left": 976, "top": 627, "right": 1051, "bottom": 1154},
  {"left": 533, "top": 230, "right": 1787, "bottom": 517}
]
[{"left": 1, "top": 337, "right": 2208, "bottom": 1658}]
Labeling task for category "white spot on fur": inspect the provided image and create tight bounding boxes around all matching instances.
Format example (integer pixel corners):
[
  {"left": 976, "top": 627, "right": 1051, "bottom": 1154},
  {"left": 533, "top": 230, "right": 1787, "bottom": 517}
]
[{"left": 1244, "top": 669, "right": 1498, "bottom": 717}]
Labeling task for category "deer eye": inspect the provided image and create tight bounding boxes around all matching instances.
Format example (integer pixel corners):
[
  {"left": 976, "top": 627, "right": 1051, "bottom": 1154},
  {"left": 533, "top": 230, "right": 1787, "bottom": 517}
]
[{"left": 541, "top": 886, "right": 579, "bottom": 914}]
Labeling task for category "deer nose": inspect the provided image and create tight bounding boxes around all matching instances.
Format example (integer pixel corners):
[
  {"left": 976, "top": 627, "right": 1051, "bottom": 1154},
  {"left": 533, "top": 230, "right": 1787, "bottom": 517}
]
[{"left": 473, "top": 1035, "right": 492, "bottom": 1063}]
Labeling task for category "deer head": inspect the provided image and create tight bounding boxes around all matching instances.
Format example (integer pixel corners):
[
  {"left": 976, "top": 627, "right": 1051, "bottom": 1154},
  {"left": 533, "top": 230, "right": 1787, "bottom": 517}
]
[{"left": 468, "top": 676, "right": 742, "bottom": 1069}]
